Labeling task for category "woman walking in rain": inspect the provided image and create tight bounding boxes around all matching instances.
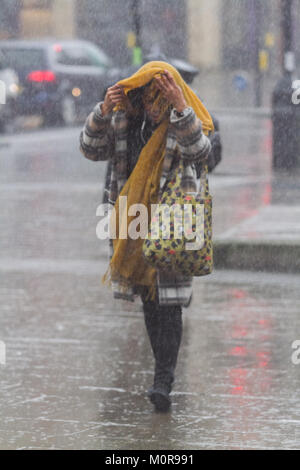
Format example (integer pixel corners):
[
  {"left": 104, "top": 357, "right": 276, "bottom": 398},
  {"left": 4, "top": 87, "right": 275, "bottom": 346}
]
[{"left": 80, "top": 61, "right": 214, "bottom": 412}]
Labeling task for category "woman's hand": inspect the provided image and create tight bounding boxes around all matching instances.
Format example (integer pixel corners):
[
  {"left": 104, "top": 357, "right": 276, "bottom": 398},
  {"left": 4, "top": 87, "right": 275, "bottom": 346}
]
[
  {"left": 101, "top": 84, "right": 132, "bottom": 115},
  {"left": 155, "top": 70, "right": 187, "bottom": 113}
]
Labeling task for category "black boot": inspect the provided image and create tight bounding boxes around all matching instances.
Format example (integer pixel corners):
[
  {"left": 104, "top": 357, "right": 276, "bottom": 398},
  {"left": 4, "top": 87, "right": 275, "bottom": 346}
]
[{"left": 142, "top": 293, "right": 182, "bottom": 412}]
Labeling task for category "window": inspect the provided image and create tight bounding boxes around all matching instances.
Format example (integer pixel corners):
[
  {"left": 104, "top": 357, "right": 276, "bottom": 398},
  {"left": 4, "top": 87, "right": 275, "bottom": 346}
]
[
  {"left": 53, "top": 44, "right": 112, "bottom": 69},
  {"left": 0, "top": 48, "right": 46, "bottom": 73}
]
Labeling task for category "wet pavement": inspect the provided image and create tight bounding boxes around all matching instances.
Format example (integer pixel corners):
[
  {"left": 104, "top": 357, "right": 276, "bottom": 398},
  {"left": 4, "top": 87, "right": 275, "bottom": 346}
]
[
  {"left": 0, "top": 115, "right": 300, "bottom": 449},
  {"left": 210, "top": 113, "right": 300, "bottom": 273},
  {"left": 1, "top": 268, "right": 300, "bottom": 450}
]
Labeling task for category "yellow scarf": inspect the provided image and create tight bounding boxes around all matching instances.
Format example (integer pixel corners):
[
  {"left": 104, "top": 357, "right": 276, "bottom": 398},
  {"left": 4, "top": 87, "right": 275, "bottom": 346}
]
[{"left": 102, "top": 61, "right": 214, "bottom": 300}]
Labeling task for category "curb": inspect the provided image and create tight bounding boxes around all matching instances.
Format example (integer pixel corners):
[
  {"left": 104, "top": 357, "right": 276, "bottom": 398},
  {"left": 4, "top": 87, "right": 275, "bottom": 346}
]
[{"left": 213, "top": 240, "right": 300, "bottom": 273}]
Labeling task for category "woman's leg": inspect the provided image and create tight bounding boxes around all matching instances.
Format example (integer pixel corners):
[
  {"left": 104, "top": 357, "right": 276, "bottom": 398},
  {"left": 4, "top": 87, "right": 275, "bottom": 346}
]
[
  {"left": 152, "top": 303, "right": 182, "bottom": 393},
  {"left": 141, "top": 288, "right": 182, "bottom": 411}
]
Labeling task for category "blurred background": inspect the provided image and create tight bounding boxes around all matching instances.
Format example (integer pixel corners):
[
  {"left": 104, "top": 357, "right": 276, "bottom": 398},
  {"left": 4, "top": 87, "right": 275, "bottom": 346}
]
[{"left": 1, "top": 0, "right": 300, "bottom": 112}]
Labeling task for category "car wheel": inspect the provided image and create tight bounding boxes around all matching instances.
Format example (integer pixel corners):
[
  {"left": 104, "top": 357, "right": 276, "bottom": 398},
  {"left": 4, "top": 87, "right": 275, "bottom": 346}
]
[{"left": 61, "top": 95, "right": 77, "bottom": 126}]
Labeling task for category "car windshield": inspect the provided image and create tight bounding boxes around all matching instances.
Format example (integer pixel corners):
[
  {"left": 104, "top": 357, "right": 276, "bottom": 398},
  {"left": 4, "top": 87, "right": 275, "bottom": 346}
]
[
  {"left": 53, "top": 43, "right": 112, "bottom": 69},
  {"left": 0, "top": 48, "right": 47, "bottom": 73}
]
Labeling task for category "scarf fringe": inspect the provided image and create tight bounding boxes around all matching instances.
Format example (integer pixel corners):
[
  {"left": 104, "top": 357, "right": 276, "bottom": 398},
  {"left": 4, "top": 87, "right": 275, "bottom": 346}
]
[{"left": 102, "top": 266, "right": 157, "bottom": 302}]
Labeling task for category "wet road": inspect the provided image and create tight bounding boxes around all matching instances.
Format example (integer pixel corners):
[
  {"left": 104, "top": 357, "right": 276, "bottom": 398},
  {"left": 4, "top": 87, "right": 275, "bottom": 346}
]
[{"left": 0, "top": 117, "right": 300, "bottom": 450}]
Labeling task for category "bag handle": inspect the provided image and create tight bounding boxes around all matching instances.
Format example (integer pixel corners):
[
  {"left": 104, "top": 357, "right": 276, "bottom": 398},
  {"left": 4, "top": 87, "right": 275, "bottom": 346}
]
[
  {"left": 181, "top": 161, "right": 209, "bottom": 198},
  {"left": 198, "top": 163, "right": 209, "bottom": 198}
]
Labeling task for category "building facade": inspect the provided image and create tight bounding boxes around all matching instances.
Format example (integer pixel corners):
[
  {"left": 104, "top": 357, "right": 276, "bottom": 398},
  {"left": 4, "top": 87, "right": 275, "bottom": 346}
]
[
  {"left": 0, "top": 0, "right": 75, "bottom": 40},
  {"left": 1, "top": 0, "right": 299, "bottom": 77},
  {"left": 187, "top": 0, "right": 283, "bottom": 74},
  {"left": 0, "top": 0, "right": 22, "bottom": 39},
  {"left": 76, "top": 0, "right": 187, "bottom": 66},
  {"left": 0, "top": 0, "right": 186, "bottom": 66}
]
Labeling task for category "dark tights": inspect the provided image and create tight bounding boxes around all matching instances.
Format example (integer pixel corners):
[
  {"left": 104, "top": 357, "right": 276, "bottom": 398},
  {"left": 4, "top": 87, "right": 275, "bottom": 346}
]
[{"left": 141, "top": 289, "right": 182, "bottom": 393}]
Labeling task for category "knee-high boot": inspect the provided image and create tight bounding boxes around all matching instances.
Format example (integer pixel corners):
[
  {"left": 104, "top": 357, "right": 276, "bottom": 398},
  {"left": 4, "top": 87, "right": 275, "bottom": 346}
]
[
  {"left": 152, "top": 304, "right": 182, "bottom": 393},
  {"left": 142, "top": 294, "right": 182, "bottom": 411}
]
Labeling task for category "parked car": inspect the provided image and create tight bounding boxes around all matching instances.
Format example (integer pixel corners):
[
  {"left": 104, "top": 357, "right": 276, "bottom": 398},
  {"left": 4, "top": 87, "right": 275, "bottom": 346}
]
[
  {"left": 0, "top": 39, "right": 114, "bottom": 126},
  {"left": 0, "top": 50, "right": 19, "bottom": 132}
]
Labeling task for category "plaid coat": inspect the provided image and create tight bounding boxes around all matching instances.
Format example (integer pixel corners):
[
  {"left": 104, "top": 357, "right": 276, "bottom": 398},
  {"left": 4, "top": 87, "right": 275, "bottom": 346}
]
[{"left": 80, "top": 102, "right": 212, "bottom": 306}]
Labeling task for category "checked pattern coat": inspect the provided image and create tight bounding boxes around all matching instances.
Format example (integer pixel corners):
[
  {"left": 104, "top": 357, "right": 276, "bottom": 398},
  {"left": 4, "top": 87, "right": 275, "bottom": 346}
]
[{"left": 80, "top": 102, "right": 212, "bottom": 306}]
